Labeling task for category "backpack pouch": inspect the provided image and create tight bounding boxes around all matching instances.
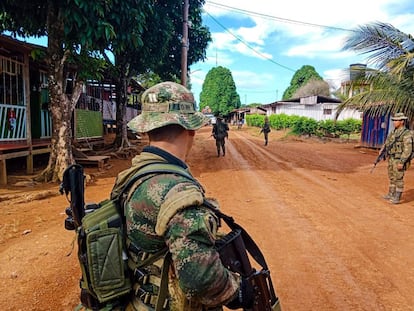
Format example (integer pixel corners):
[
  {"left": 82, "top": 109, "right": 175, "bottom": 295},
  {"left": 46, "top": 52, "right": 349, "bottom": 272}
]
[
  {"left": 87, "top": 227, "right": 131, "bottom": 302},
  {"left": 82, "top": 200, "right": 131, "bottom": 303}
]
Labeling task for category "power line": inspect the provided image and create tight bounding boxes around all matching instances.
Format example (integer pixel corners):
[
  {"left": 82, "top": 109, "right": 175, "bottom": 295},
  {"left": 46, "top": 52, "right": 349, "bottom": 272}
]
[
  {"left": 203, "top": 10, "right": 296, "bottom": 72},
  {"left": 238, "top": 89, "right": 277, "bottom": 94},
  {"left": 206, "top": 1, "right": 354, "bottom": 32}
]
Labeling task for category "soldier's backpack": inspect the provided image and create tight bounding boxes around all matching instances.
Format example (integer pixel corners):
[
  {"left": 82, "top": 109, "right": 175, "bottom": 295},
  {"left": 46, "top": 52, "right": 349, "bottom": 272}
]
[
  {"left": 60, "top": 163, "right": 198, "bottom": 310},
  {"left": 61, "top": 163, "right": 281, "bottom": 311},
  {"left": 215, "top": 122, "right": 228, "bottom": 139}
]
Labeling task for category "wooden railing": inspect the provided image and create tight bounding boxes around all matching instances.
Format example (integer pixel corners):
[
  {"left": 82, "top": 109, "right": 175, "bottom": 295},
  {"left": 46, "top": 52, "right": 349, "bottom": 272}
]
[
  {"left": 0, "top": 104, "right": 26, "bottom": 141},
  {"left": 41, "top": 109, "right": 52, "bottom": 138}
]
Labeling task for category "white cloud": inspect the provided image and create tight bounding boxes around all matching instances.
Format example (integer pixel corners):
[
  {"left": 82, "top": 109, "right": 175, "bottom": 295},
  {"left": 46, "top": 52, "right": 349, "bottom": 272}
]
[
  {"left": 232, "top": 70, "right": 275, "bottom": 89},
  {"left": 193, "top": 0, "right": 414, "bottom": 103}
]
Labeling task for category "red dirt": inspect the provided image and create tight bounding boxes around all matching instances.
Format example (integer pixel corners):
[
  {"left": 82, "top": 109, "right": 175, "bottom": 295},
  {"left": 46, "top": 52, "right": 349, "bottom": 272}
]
[{"left": 1, "top": 125, "right": 414, "bottom": 311}]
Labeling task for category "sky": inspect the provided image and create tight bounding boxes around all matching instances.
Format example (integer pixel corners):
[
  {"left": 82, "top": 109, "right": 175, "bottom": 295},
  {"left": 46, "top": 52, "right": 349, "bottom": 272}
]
[
  {"left": 9, "top": 0, "right": 414, "bottom": 107},
  {"left": 189, "top": 0, "right": 414, "bottom": 106}
]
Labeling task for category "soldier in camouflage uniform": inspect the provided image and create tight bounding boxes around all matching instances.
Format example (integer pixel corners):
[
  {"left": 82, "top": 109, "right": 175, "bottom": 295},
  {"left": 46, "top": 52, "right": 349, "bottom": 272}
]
[
  {"left": 212, "top": 116, "right": 229, "bottom": 157},
  {"left": 115, "top": 82, "right": 254, "bottom": 310},
  {"left": 381, "top": 112, "right": 413, "bottom": 204},
  {"left": 260, "top": 116, "right": 271, "bottom": 146}
]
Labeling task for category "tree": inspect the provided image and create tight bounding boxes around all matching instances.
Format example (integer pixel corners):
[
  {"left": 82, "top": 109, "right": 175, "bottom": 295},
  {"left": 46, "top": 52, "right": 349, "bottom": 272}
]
[
  {"left": 104, "top": 0, "right": 211, "bottom": 149},
  {"left": 0, "top": 0, "right": 211, "bottom": 181},
  {"left": 293, "top": 79, "right": 330, "bottom": 98},
  {"left": 199, "top": 66, "right": 241, "bottom": 116},
  {"left": 338, "top": 22, "right": 414, "bottom": 119},
  {"left": 1, "top": 0, "right": 118, "bottom": 182},
  {"left": 282, "top": 65, "right": 324, "bottom": 100}
]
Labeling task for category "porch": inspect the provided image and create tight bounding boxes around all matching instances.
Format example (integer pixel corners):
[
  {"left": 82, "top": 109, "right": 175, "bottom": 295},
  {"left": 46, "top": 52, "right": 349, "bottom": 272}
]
[{"left": 0, "top": 139, "right": 51, "bottom": 185}]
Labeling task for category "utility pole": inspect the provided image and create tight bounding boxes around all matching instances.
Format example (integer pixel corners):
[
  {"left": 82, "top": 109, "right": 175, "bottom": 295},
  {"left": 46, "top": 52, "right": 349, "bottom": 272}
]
[{"left": 181, "top": 0, "right": 189, "bottom": 86}]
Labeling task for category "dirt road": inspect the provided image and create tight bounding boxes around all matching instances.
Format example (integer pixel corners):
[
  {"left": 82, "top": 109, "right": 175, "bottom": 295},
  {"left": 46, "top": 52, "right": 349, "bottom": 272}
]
[{"left": 1, "top": 125, "right": 414, "bottom": 311}]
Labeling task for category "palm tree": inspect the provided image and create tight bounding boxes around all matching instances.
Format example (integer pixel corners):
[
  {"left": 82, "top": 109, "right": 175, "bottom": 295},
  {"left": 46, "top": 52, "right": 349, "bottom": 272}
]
[{"left": 337, "top": 22, "right": 414, "bottom": 119}]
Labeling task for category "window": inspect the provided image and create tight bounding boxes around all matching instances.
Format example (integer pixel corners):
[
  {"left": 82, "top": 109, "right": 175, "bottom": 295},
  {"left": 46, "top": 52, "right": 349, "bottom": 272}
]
[{"left": 323, "top": 108, "right": 332, "bottom": 115}]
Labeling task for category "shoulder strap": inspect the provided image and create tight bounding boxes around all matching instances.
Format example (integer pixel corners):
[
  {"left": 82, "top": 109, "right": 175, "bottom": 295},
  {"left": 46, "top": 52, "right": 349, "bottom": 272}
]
[
  {"left": 119, "top": 162, "right": 200, "bottom": 200},
  {"left": 203, "top": 199, "right": 278, "bottom": 304},
  {"left": 203, "top": 199, "right": 269, "bottom": 270}
]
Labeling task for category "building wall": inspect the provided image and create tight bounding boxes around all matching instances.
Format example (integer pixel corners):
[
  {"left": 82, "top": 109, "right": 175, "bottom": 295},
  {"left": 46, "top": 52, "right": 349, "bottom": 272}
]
[{"left": 270, "top": 103, "right": 361, "bottom": 121}]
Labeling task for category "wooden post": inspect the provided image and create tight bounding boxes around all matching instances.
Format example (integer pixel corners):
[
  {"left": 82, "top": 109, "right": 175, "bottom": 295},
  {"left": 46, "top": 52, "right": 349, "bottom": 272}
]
[{"left": 181, "top": 0, "right": 189, "bottom": 87}]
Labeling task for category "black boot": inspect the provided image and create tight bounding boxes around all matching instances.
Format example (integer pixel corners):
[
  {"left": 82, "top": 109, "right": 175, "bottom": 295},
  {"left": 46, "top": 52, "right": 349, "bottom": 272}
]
[
  {"left": 383, "top": 187, "right": 395, "bottom": 200},
  {"left": 390, "top": 191, "right": 402, "bottom": 204},
  {"left": 222, "top": 146, "right": 225, "bottom": 156}
]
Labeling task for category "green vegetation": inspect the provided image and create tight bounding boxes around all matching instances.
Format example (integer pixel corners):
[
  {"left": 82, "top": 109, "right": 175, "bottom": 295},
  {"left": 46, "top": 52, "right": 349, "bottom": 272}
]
[
  {"left": 199, "top": 66, "right": 241, "bottom": 116},
  {"left": 282, "top": 65, "right": 324, "bottom": 100},
  {"left": 338, "top": 22, "right": 414, "bottom": 119},
  {"left": 246, "top": 114, "right": 362, "bottom": 138},
  {"left": 0, "top": 0, "right": 211, "bottom": 182}
]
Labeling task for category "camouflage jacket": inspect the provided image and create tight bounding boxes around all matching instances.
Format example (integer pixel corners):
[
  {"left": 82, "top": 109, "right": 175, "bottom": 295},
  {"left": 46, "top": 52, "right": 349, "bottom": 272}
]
[
  {"left": 386, "top": 127, "right": 413, "bottom": 164},
  {"left": 116, "top": 147, "right": 239, "bottom": 311},
  {"left": 260, "top": 122, "right": 270, "bottom": 134}
]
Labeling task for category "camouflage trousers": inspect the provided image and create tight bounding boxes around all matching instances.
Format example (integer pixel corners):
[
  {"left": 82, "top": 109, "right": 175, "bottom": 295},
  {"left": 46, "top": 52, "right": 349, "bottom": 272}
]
[
  {"left": 215, "top": 138, "right": 226, "bottom": 155},
  {"left": 387, "top": 157, "right": 407, "bottom": 192}
]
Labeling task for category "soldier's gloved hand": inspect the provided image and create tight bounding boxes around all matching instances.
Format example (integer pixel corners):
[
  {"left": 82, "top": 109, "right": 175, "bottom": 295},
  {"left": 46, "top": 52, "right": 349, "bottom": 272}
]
[{"left": 225, "top": 277, "right": 254, "bottom": 309}]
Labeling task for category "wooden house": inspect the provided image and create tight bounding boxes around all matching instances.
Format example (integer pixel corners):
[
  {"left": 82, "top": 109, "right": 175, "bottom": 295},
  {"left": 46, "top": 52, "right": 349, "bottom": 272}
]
[
  {"left": 0, "top": 35, "right": 144, "bottom": 184},
  {"left": 229, "top": 106, "right": 266, "bottom": 125},
  {"left": 0, "top": 34, "right": 51, "bottom": 185}
]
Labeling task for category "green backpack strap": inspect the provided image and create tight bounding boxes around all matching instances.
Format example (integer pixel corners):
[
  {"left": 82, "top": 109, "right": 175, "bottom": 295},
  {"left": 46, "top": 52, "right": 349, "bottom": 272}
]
[{"left": 120, "top": 162, "right": 200, "bottom": 198}]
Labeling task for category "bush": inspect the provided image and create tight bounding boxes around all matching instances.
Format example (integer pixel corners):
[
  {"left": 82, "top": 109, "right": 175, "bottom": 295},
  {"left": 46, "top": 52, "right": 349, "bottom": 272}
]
[{"left": 246, "top": 114, "right": 362, "bottom": 139}]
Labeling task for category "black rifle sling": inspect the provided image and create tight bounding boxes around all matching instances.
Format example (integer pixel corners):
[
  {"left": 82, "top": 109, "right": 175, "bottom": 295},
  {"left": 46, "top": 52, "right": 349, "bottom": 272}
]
[
  {"left": 204, "top": 200, "right": 269, "bottom": 269},
  {"left": 203, "top": 199, "right": 278, "bottom": 304}
]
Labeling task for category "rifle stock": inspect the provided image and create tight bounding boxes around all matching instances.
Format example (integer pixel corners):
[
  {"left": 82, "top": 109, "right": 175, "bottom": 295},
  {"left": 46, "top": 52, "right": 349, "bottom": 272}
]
[
  {"left": 216, "top": 229, "right": 281, "bottom": 311},
  {"left": 371, "top": 147, "right": 387, "bottom": 173},
  {"left": 59, "top": 164, "right": 86, "bottom": 227}
]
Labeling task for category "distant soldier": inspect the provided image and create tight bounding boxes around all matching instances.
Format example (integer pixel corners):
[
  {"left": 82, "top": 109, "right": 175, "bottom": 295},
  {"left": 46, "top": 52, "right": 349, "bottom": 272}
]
[
  {"left": 381, "top": 112, "right": 413, "bottom": 204},
  {"left": 212, "top": 115, "right": 229, "bottom": 157},
  {"left": 260, "top": 116, "right": 271, "bottom": 146}
]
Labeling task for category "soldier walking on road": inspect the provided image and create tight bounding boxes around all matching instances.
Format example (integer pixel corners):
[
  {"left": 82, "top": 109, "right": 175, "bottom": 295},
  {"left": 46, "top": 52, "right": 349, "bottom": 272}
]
[
  {"left": 260, "top": 116, "right": 271, "bottom": 146},
  {"left": 381, "top": 112, "right": 413, "bottom": 204},
  {"left": 212, "top": 116, "right": 229, "bottom": 157}
]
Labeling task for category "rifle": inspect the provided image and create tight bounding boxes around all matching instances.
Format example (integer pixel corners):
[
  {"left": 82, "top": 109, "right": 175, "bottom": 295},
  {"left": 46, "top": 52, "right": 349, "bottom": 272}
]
[
  {"left": 211, "top": 204, "right": 281, "bottom": 311},
  {"left": 59, "top": 164, "right": 86, "bottom": 228},
  {"left": 371, "top": 147, "right": 387, "bottom": 173}
]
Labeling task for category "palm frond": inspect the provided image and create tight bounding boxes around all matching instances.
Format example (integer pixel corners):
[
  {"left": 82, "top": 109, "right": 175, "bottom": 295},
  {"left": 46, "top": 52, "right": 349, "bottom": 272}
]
[
  {"left": 343, "top": 22, "right": 413, "bottom": 71},
  {"left": 339, "top": 22, "right": 414, "bottom": 120}
]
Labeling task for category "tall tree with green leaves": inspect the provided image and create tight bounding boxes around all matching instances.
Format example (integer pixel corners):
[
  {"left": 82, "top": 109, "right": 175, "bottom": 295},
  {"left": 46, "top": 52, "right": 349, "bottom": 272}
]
[
  {"left": 104, "top": 0, "right": 211, "bottom": 149},
  {"left": 282, "top": 65, "right": 324, "bottom": 100},
  {"left": 0, "top": 0, "right": 212, "bottom": 181},
  {"left": 337, "top": 22, "right": 414, "bottom": 119},
  {"left": 199, "top": 66, "right": 241, "bottom": 116},
  {"left": 0, "top": 0, "right": 119, "bottom": 182}
]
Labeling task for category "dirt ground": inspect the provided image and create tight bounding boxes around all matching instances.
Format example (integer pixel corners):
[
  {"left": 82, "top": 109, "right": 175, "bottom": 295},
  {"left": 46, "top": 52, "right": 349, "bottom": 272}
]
[{"left": 1, "top": 125, "right": 414, "bottom": 311}]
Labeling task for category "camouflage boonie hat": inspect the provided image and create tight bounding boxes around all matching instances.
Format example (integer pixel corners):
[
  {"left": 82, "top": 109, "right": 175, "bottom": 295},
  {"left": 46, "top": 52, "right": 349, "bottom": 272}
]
[
  {"left": 128, "top": 82, "right": 209, "bottom": 133},
  {"left": 391, "top": 112, "right": 408, "bottom": 121}
]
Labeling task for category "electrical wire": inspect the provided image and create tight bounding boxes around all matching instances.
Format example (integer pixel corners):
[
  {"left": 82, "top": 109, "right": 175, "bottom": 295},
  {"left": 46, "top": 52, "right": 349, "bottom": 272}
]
[
  {"left": 203, "top": 10, "right": 296, "bottom": 72},
  {"left": 205, "top": 1, "right": 354, "bottom": 32}
]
